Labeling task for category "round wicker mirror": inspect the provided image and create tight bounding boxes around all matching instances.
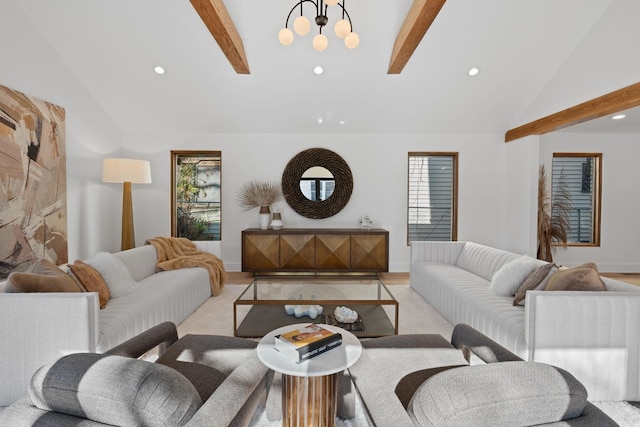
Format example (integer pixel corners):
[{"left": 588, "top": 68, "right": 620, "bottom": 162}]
[{"left": 281, "top": 148, "right": 353, "bottom": 219}]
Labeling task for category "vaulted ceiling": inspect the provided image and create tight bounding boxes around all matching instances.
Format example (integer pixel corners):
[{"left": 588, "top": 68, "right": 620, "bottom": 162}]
[{"left": 11, "top": 0, "right": 640, "bottom": 138}]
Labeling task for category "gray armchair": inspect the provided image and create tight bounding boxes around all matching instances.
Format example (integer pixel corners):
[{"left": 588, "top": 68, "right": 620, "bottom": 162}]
[
  {"left": 349, "top": 324, "right": 617, "bottom": 426},
  {"left": 0, "top": 322, "right": 268, "bottom": 427}
]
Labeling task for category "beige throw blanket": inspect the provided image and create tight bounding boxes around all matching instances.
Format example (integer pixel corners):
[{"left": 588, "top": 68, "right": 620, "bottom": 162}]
[{"left": 146, "top": 237, "right": 226, "bottom": 296}]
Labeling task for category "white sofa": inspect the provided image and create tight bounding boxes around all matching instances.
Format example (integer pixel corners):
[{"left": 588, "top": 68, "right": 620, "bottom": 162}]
[
  {"left": 0, "top": 244, "right": 215, "bottom": 407},
  {"left": 410, "top": 241, "right": 640, "bottom": 401}
]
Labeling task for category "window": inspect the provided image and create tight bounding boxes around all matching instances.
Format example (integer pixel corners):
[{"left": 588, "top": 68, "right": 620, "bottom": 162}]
[
  {"left": 408, "top": 152, "right": 458, "bottom": 244},
  {"left": 551, "top": 153, "right": 601, "bottom": 245},
  {"left": 171, "top": 151, "right": 222, "bottom": 241},
  {"left": 299, "top": 166, "right": 335, "bottom": 201}
]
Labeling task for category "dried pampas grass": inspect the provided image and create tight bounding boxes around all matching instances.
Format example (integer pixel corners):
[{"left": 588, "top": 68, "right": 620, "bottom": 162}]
[
  {"left": 236, "top": 180, "right": 283, "bottom": 212},
  {"left": 537, "top": 164, "right": 571, "bottom": 262}
]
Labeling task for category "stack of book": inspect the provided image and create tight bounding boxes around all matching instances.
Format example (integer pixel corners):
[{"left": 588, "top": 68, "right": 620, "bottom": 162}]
[{"left": 274, "top": 324, "right": 342, "bottom": 363}]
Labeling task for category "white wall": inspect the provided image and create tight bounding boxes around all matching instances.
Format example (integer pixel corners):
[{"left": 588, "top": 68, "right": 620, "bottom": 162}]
[
  {"left": 517, "top": 0, "right": 640, "bottom": 127},
  {"left": 540, "top": 132, "right": 640, "bottom": 271},
  {"left": 123, "top": 132, "right": 511, "bottom": 272},
  {"left": 5, "top": 1, "right": 638, "bottom": 272},
  {"left": 0, "top": 1, "right": 123, "bottom": 261},
  {"left": 504, "top": 136, "right": 540, "bottom": 256}
]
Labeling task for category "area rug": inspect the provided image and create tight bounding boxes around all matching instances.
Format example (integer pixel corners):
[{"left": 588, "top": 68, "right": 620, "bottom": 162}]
[
  {"left": 179, "top": 283, "right": 640, "bottom": 426},
  {"left": 178, "top": 283, "right": 454, "bottom": 339}
]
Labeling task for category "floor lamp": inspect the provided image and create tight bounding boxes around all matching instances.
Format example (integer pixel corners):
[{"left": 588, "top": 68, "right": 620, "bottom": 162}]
[{"left": 102, "top": 158, "right": 152, "bottom": 251}]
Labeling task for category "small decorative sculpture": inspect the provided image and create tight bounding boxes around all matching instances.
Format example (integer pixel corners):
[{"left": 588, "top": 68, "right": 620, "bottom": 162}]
[
  {"left": 334, "top": 306, "right": 358, "bottom": 323},
  {"left": 359, "top": 214, "right": 373, "bottom": 230},
  {"left": 285, "top": 294, "right": 323, "bottom": 319}
]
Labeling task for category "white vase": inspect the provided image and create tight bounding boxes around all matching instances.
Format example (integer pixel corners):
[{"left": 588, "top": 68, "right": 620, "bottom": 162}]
[
  {"left": 259, "top": 205, "right": 270, "bottom": 230},
  {"left": 271, "top": 212, "right": 283, "bottom": 230}
]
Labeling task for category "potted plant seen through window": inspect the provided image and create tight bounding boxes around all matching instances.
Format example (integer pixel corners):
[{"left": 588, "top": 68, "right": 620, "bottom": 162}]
[{"left": 236, "top": 180, "right": 283, "bottom": 229}]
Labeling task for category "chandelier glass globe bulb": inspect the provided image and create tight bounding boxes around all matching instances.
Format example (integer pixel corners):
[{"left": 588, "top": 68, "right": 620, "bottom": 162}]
[
  {"left": 325, "top": 0, "right": 339, "bottom": 5},
  {"left": 313, "top": 34, "right": 328, "bottom": 52},
  {"left": 294, "top": 16, "right": 311, "bottom": 35},
  {"left": 345, "top": 32, "right": 359, "bottom": 49},
  {"left": 334, "top": 19, "right": 350, "bottom": 38},
  {"left": 278, "top": 28, "right": 294, "bottom": 45}
]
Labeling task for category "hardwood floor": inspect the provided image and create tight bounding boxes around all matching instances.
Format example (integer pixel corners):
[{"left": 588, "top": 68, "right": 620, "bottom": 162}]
[
  {"left": 601, "top": 273, "right": 640, "bottom": 287},
  {"left": 229, "top": 271, "right": 639, "bottom": 287},
  {"left": 226, "top": 271, "right": 254, "bottom": 285},
  {"left": 377, "top": 272, "right": 409, "bottom": 285}
]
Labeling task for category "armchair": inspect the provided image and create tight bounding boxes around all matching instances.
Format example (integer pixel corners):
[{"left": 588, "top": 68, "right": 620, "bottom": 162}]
[
  {"left": 0, "top": 322, "right": 268, "bottom": 427},
  {"left": 349, "top": 324, "right": 617, "bottom": 426}
]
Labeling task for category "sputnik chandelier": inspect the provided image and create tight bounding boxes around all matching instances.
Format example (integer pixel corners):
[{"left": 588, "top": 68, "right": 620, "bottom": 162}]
[{"left": 278, "top": 0, "right": 359, "bottom": 52}]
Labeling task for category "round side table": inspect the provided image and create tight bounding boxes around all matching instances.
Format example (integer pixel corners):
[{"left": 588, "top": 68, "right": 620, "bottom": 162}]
[{"left": 257, "top": 323, "right": 362, "bottom": 427}]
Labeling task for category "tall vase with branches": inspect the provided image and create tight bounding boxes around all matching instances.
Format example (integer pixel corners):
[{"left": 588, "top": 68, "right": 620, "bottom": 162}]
[
  {"left": 236, "top": 180, "right": 283, "bottom": 229},
  {"left": 537, "top": 164, "right": 572, "bottom": 262}
]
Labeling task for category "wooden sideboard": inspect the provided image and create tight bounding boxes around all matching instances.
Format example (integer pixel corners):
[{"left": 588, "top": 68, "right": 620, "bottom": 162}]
[{"left": 242, "top": 228, "right": 389, "bottom": 274}]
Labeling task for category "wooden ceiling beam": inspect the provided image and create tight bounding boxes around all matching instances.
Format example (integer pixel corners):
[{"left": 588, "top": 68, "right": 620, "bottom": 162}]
[
  {"left": 190, "top": 0, "right": 250, "bottom": 74},
  {"left": 505, "top": 82, "right": 640, "bottom": 142},
  {"left": 388, "top": 0, "right": 447, "bottom": 74}
]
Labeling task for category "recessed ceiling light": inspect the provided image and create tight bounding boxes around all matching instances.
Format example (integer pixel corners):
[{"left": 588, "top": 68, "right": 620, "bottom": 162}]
[
  {"left": 612, "top": 114, "right": 626, "bottom": 120},
  {"left": 153, "top": 65, "right": 165, "bottom": 75},
  {"left": 339, "top": 120, "right": 345, "bottom": 125},
  {"left": 317, "top": 117, "right": 324, "bottom": 124},
  {"left": 467, "top": 67, "right": 480, "bottom": 77},
  {"left": 313, "top": 65, "right": 324, "bottom": 75}
]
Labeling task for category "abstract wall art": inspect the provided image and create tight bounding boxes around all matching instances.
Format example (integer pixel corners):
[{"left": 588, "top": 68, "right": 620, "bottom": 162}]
[{"left": 0, "top": 84, "right": 68, "bottom": 279}]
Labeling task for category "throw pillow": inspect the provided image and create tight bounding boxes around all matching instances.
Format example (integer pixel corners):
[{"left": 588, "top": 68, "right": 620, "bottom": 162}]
[
  {"left": 4, "top": 259, "right": 84, "bottom": 293},
  {"left": 29, "top": 353, "right": 202, "bottom": 426},
  {"left": 489, "top": 257, "right": 543, "bottom": 297},
  {"left": 84, "top": 252, "right": 138, "bottom": 299},
  {"left": 68, "top": 261, "right": 110, "bottom": 309},
  {"left": 545, "top": 262, "right": 607, "bottom": 291},
  {"left": 513, "top": 263, "right": 559, "bottom": 306},
  {"left": 408, "top": 362, "right": 587, "bottom": 426}
]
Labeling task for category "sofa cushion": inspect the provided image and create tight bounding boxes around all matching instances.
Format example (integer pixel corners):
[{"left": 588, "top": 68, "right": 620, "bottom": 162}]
[
  {"left": 113, "top": 245, "right": 159, "bottom": 281},
  {"left": 85, "top": 252, "right": 138, "bottom": 298},
  {"left": 157, "top": 360, "right": 227, "bottom": 402},
  {"left": 408, "top": 362, "right": 588, "bottom": 427},
  {"left": 545, "top": 262, "right": 607, "bottom": 292},
  {"left": 489, "top": 257, "right": 543, "bottom": 296},
  {"left": 68, "top": 261, "right": 110, "bottom": 308},
  {"left": 455, "top": 242, "right": 523, "bottom": 281},
  {"left": 4, "top": 259, "right": 84, "bottom": 293},
  {"left": 513, "top": 262, "right": 558, "bottom": 306},
  {"left": 29, "top": 353, "right": 202, "bottom": 427}
]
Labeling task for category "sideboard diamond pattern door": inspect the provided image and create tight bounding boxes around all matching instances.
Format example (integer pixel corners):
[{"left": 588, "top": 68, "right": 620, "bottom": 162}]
[
  {"left": 351, "top": 234, "right": 388, "bottom": 271},
  {"left": 316, "top": 234, "right": 350, "bottom": 270},
  {"left": 280, "top": 234, "right": 315, "bottom": 270},
  {"left": 242, "top": 234, "right": 279, "bottom": 271}
]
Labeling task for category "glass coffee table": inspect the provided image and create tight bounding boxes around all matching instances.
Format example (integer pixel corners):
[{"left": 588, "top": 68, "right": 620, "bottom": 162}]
[{"left": 234, "top": 278, "right": 398, "bottom": 338}]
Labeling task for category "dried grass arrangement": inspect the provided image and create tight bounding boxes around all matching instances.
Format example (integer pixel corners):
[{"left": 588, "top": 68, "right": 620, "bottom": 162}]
[
  {"left": 236, "top": 180, "right": 283, "bottom": 212},
  {"left": 537, "top": 164, "right": 572, "bottom": 262}
]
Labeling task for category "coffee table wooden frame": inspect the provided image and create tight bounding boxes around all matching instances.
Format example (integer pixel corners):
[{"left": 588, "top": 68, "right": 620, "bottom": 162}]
[{"left": 233, "top": 279, "right": 399, "bottom": 338}]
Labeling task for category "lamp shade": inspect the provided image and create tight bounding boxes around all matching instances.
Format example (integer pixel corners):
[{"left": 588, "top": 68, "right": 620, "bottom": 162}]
[
  {"left": 313, "top": 34, "right": 328, "bottom": 51},
  {"left": 335, "top": 19, "right": 350, "bottom": 38},
  {"left": 279, "top": 28, "right": 294, "bottom": 45},
  {"left": 345, "top": 32, "right": 359, "bottom": 49},
  {"left": 294, "top": 16, "right": 311, "bottom": 35},
  {"left": 102, "top": 158, "right": 152, "bottom": 184}
]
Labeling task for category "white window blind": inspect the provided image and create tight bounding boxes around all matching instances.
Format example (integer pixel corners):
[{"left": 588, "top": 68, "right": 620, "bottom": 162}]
[
  {"left": 552, "top": 154, "right": 600, "bottom": 245},
  {"left": 408, "top": 153, "right": 457, "bottom": 243}
]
